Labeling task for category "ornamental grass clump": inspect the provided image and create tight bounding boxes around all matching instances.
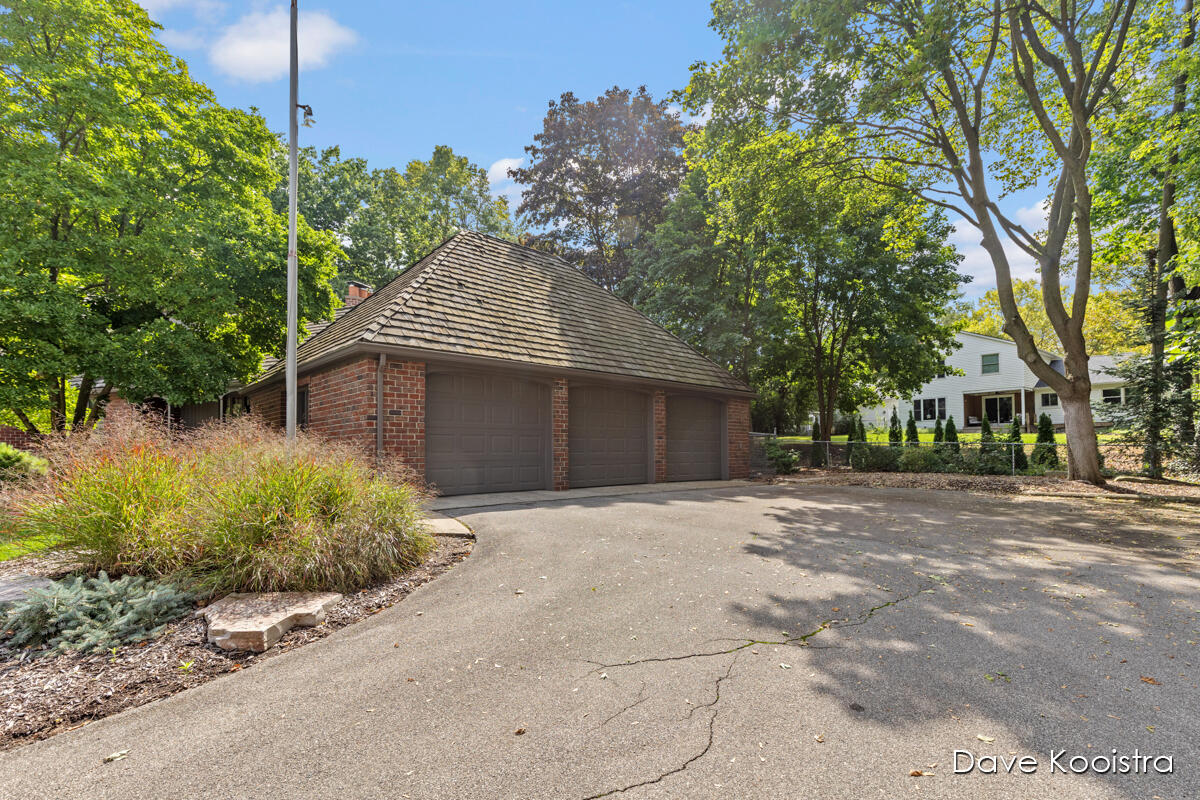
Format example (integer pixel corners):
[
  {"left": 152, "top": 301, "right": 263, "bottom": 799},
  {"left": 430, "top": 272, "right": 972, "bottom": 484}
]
[{"left": 7, "top": 416, "right": 434, "bottom": 596}]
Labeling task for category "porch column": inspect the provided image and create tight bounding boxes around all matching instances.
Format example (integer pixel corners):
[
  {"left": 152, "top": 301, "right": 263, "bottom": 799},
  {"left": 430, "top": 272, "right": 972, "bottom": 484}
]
[{"left": 551, "top": 378, "right": 569, "bottom": 490}]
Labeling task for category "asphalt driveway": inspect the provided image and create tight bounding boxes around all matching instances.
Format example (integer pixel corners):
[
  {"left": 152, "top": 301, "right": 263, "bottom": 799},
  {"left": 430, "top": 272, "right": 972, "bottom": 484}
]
[{"left": 1, "top": 483, "right": 1196, "bottom": 799}]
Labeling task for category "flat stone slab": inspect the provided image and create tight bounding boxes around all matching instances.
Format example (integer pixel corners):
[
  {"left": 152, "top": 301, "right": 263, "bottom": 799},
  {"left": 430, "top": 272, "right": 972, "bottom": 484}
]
[
  {"left": 0, "top": 574, "right": 54, "bottom": 607},
  {"left": 201, "top": 592, "right": 341, "bottom": 652},
  {"left": 424, "top": 514, "right": 473, "bottom": 538}
]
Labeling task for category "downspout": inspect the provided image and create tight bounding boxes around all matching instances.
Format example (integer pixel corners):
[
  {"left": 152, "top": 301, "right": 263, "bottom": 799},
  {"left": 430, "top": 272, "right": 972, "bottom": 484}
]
[{"left": 376, "top": 353, "right": 387, "bottom": 464}]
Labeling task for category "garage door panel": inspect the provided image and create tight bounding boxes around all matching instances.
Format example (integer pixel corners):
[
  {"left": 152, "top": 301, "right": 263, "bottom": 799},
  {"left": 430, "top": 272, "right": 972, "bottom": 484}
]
[
  {"left": 426, "top": 372, "right": 549, "bottom": 496},
  {"left": 666, "top": 396, "right": 722, "bottom": 482},
  {"left": 569, "top": 386, "right": 649, "bottom": 488}
]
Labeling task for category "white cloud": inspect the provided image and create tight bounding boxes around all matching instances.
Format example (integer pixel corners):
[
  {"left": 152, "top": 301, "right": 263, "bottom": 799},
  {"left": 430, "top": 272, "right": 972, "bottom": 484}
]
[
  {"left": 159, "top": 28, "right": 206, "bottom": 50},
  {"left": 1014, "top": 199, "right": 1050, "bottom": 230},
  {"left": 487, "top": 157, "right": 525, "bottom": 209},
  {"left": 951, "top": 218, "right": 1040, "bottom": 298},
  {"left": 209, "top": 7, "right": 357, "bottom": 83},
  {"left": 670, "top": 102, "right": 712, "bottom": 126},
  {"left": 487, "top": 157, "right": 522, "bottom": 184}
]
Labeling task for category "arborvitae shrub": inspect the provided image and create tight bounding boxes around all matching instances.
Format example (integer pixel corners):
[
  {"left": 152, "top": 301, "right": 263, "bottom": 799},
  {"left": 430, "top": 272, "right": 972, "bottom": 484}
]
[
  {"left": 905, "top": 412, "right": 920, "bottom": 446},
  {"left": 932, "top": 418, "right": 944, "bottom": 443},
  {"left": 1031, "top": 413, "right": 1060, "bottom": 468},
  {"left": 888, "top": 408, "right": 903, "bottom": 446},
  {"left": 944, "top": 416, "right": 960, "bottom": 454},
  {"left": 1008, "top": 419, "right": 1029, "bottom": 471}
]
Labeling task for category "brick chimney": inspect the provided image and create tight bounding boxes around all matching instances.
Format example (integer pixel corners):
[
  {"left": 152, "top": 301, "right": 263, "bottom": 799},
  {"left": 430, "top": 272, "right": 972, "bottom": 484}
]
[{"left": 345, "top": 280, "right": 373, "bottom": 307}]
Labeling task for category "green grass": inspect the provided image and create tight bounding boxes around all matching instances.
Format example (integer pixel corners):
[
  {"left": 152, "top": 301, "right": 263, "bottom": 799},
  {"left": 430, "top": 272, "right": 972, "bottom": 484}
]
[
  {"left": 0, "top": 533, "right": 56, "bottom": 562},
  {"left": 778, "top": 430, "right": 1069, "bottom": 444}
]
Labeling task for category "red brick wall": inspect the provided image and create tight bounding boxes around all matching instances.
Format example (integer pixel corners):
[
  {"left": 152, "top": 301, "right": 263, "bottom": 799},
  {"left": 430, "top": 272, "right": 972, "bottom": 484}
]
[
  {"left": 304, "top": 357, "right": 376, "bottom": 451},
  {"left": 382, "top": 360, "right": 425, "bottom": 473},
  {"left": 0, "top": 425, "right": 36, "bottom": 451},
  {"left": 552, "top": 378, "right": 569, "bottom": 490},
  {"left": 653, "top": 390, "right": 667, "bottom": 483},
  {"left": 246, "top": 384, "right": 284, "bottom": 429},
  {"left": 727, "top": 397, "right": 750, "bottom": 479}
]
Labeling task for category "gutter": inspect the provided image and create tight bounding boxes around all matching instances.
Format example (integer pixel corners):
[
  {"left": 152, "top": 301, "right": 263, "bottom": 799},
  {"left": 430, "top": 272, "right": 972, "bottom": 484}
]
[{"left": 375, "top": 352, "right": 386, "bottom": 463}]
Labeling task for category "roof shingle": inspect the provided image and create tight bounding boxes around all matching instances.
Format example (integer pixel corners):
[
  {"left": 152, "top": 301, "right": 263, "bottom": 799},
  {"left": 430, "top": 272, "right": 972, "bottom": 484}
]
[{"left": 250, "top": 231, "right": 748, "bottom": 394}]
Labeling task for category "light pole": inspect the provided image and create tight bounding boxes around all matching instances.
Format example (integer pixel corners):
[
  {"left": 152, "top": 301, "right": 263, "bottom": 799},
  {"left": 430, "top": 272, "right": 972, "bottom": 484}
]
[{"left": 285, "top": 0, "right": 299, "bottom": 442}]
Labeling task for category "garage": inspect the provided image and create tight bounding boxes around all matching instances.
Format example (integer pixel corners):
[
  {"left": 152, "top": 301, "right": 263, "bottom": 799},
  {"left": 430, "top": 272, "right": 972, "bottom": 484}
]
[
  {"left": 666, "top": 395, "right": 723, "bottom": 481},
  {"left": 425, "top": 372, "right": 549, "bottom": 495},
  {"left": 568, "top": 385, "right": 649, "bottom": 488}
]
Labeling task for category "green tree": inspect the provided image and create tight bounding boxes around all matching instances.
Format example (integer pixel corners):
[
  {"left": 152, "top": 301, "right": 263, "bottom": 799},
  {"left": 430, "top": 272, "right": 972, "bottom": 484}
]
[
  {"left": 888, "top": 408, "right": 903, "bottom": 447},
  {"left": 1032, "top": 413, "right": 1061, "bottom": 468},
  {"left": 1008, "top": 419, "right": 1029, "bottom": 471},
  {"left": 511, "top": 86, "right": 688, "bottom": 293},
  {"left": 686, "top": 0, "right": 1152, "bottom": 483},
  {"left": 0, "top": 0, "right": 339, "bottom": 432},
  {"left": 979, "top": 417, "right": 998, "bottom": 456},
  {"left": 905, "top": 412, "right": 919, "bottom": 447},
  {"left": 696, "top": 129, "right": 964, "bottom": 441},
  {"left": 932, "top": 418, "right": 944, "bottom": 444},
  {"left": 944, "top": 416, "right": 960, "bottom": 455},
  {"left": 279, "top": 145, "right": 516, "bottom": 291}
]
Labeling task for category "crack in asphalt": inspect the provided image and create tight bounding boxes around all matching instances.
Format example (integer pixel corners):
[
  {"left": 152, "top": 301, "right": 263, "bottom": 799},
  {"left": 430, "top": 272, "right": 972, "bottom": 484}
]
[
  {"left": 595, "top": 682, "right": 648, "bottom": 729},
  {"left": 576, "top": 589, "right": 931, "bottom": 798},
  {"left": 585, "top": 585, "right": 933, "bottom": 672},
  {"left": 581, "top": 655, "right": 738, "bottom": 800}
]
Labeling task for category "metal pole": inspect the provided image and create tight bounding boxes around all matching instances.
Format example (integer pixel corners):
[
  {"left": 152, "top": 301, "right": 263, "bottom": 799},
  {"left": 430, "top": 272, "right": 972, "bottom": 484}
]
[{"left": 285, "top": 0, "right": 299, "bottom": 443}]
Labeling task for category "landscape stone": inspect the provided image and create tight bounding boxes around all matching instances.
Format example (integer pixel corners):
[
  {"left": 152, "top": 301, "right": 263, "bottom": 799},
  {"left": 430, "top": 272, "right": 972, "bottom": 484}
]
[{"left": 201, "top": 592, "right": 342, "bottom": 652}]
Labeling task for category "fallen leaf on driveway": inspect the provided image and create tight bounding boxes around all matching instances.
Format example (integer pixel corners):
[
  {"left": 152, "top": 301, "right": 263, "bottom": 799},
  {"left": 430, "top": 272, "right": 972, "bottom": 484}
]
[
  {"left": 814, "top": 734, "right": 825, "bottom": 743},
  {"left": 780, "top": 663, "right": 792, "bottom": 669},
  {"left": 977, "top": 735, "right": 995, "bottom": 743},
  {"left": 103, "top": 750, "right": 129, "bottom": 763},
  {"left": 1140, "top": 676, "right": 1161, "bottom": 685},
  {"left": 514, "top": 728, "right": 526, "bottom": 736},
  {"left": 910, "top": 769, "right": 933, "bottom": 776},
  {"left": 514, "top": 589, "right": 525, "bottom": 595}
]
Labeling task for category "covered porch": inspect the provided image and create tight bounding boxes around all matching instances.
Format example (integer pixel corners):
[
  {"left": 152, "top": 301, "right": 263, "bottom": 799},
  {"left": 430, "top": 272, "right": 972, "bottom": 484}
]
[{"left": 962, "top": 390, "right": 1036, "bottom": 432}]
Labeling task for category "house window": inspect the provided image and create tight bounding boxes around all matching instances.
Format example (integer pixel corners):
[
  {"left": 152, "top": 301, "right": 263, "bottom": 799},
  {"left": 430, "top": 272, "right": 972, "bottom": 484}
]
[
  {"left": 981, "top": 353, "right": 1000, "bottom": 374},
  {"left": 913, "top": 397, "right": 947, "bottom": 421},
  {"left": 1041, "top": 392, "right": 1058, "bottom": 407},
  {"left": 984, "top": 395, "right": 1013, "bottom": 424},
  {"left": 298, "top": 387, "right": 310, "bottom": 428},
  {"left": 1102, "top": 388, "right": 1123, "bottom": 405}
]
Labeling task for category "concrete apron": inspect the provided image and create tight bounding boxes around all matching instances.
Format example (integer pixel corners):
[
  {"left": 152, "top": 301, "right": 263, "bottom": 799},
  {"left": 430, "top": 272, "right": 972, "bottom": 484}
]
[{"left": 427, "top": 479, "right": 757, "bottom": 513}]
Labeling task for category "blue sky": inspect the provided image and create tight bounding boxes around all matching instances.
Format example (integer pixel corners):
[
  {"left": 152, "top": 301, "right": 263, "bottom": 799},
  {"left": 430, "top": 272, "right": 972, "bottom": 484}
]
[{"left": 142, "top": 0, "right": 1037, "bottom": 297}]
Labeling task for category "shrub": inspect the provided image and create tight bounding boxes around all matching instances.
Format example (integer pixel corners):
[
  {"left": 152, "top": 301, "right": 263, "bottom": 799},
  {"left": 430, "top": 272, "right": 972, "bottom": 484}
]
[
  {"left": 1008, "top": 419, "right": 1029, "bottom": 471},
  {"left": 7, "top": 417, "right": 435, "bottom": 596},
  {"left": 979, "top": 417, "right": 999, "bottom": 455},
  {"left": 1031, "top": 413, "right": 1060, "bottom": 468},
  {"left": 0, "top": 442, "right": 46, "bottom": 481},
  {"left": 944, "top": 415, "right": 960, "bottom": 454},
  {"left": 888, "top": 408, "right": 903, "bottom": 446},
  {"left": 961, "top": 445, "right": 1011, "bottom": 475},
  {"left": 763, "top": 438, "right": 800, "bottom": 474},
  {"left": 905, "top": 412, "right": 919, "bottom": 446},
  {"left": 851, "top": 443, "right": 901, "bottom": 472},
  {"left": 932, "top": 418, "right": 944, "bottom": 443},
  {"left": 1, "top": 572, "right": 193, "bottom": 656},
  {"left": 899, "top": 446, "right": 946, "bottom": 473}
]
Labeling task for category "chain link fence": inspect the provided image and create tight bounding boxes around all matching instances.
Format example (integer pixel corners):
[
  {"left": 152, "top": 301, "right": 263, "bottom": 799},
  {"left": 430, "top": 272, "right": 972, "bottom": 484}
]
[{"left": 754, "top": 435, "right": 1154, "bottom": 477}]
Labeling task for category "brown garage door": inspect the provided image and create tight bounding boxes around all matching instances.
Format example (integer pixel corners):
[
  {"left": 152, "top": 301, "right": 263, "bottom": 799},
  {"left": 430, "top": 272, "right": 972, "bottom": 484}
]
[
  {"left": 425, "top": 372, "right": 549, "bottom": 495},
  {"left": 569, "top": 385, "right": 649, "bottom": 488},
  {"left": 666, "top": 395, "right": 722, "bottom": 481}
]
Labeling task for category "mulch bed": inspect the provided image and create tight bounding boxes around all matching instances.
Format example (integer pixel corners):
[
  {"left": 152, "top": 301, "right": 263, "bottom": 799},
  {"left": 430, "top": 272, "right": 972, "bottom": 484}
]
[
  {"left": 768, "top": 469, "right": 1200, "bottom": 501},
  {"left": 0, "top": 535, "right": 472, "bottom": 751}
]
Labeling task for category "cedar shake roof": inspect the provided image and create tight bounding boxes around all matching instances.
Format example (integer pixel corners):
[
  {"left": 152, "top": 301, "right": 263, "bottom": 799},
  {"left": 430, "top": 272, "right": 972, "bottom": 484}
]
[{"left": 248, "top": 231, "right": 749, "bottom": 394}]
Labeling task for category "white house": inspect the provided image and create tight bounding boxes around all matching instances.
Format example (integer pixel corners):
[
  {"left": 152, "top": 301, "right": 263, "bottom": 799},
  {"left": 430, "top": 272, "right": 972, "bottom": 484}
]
[{"left": 859, "top": 331, "right": 1130, "bottom": 431}]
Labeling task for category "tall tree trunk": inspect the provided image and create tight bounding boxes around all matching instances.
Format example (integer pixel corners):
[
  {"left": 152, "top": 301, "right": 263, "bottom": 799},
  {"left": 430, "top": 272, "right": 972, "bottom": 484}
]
[
  {"left": 1145, "top": 250, "right": 1167, "bottom": 478},
  {"left": 1061, "top": 388, "right": 1103, "bottom": 481}
]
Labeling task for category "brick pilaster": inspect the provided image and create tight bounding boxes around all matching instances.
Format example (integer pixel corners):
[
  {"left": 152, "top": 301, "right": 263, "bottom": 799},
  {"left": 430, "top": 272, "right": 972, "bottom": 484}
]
[
  {"left": 727, "top": 397, "right": 751, "bottom": 479},
  {"left": 552, "top": 378, "right": 569, "bottom": 490},
  {"left": 383, "top": 360, "right": 425, "bottom": 475},
  {"left": 653, "top": 390, "right": 667, "bottom": 482}
]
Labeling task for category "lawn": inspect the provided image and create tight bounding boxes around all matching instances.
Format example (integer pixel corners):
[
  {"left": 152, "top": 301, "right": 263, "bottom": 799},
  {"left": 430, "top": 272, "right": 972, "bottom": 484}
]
[{"left": 778, "top": 429, "right": 1069, "bottom": 444}]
